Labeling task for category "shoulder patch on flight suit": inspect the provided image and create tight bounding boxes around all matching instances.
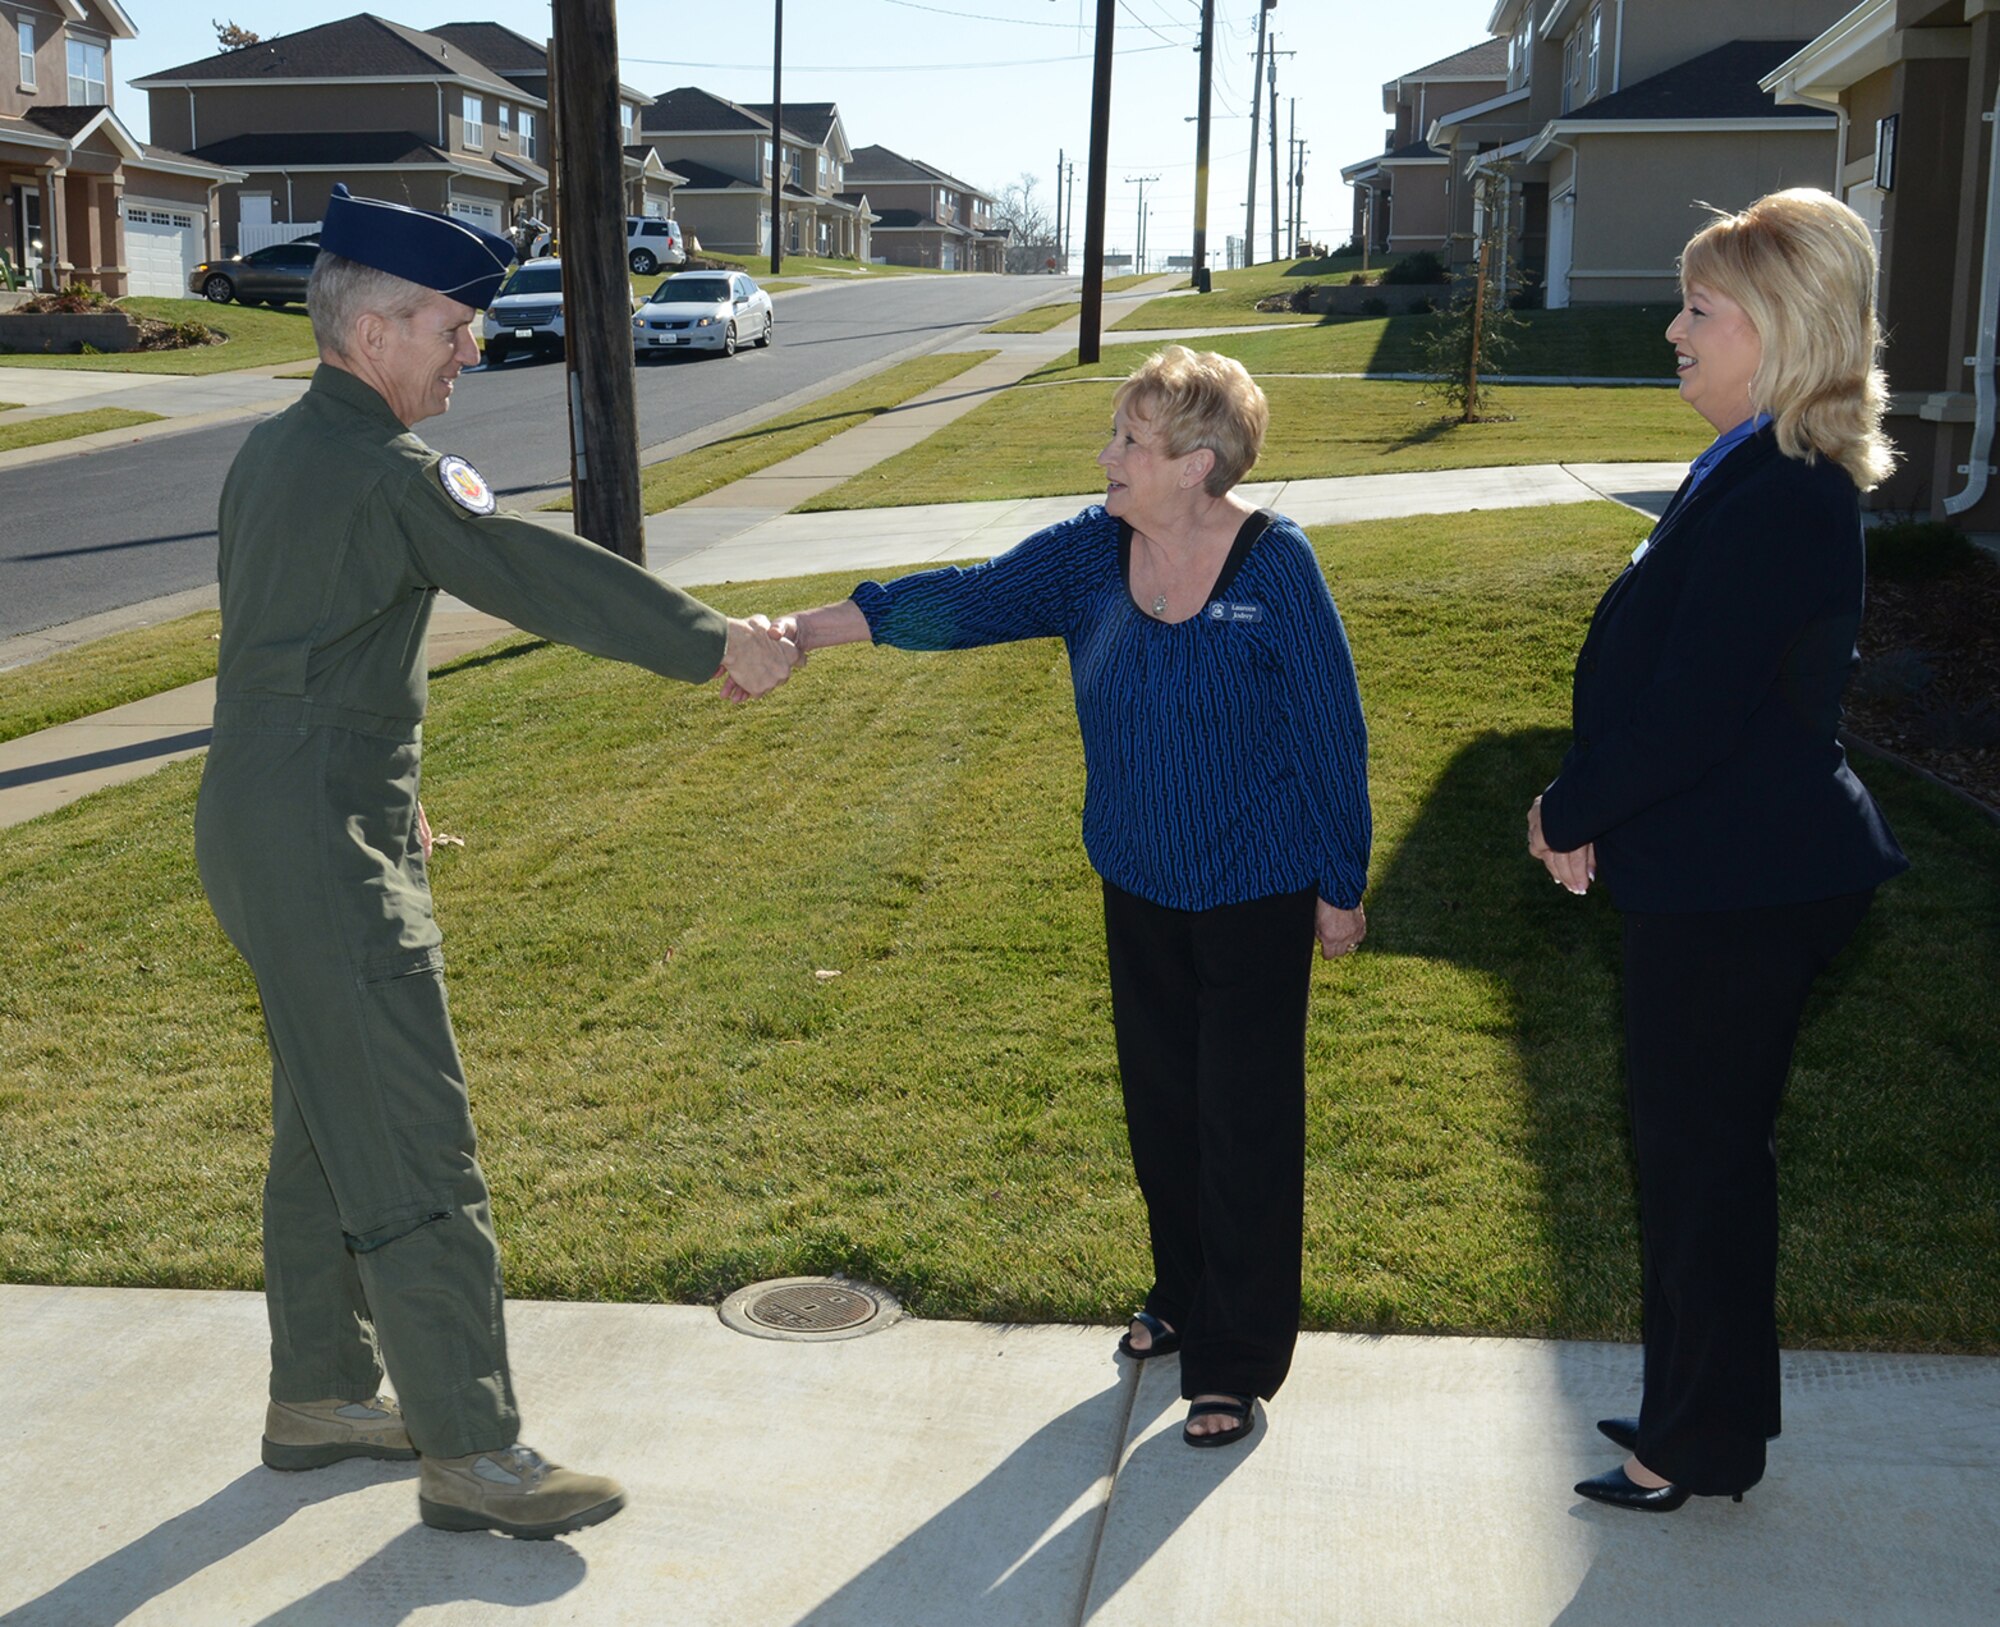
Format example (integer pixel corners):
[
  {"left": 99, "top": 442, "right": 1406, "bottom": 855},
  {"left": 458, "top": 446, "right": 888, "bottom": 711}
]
[{"left": 437, "top": 454, "right": 496, "bottom": 516}]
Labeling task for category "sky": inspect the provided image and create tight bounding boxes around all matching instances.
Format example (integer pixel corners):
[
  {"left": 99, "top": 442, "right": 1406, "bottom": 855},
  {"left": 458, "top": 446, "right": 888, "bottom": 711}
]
[{"left": 111, "top": 0, "right": 1505, "bottom": 266}]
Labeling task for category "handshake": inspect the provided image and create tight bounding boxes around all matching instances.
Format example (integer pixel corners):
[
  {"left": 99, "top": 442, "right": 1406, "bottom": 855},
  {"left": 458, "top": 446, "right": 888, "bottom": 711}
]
[{"left": 715, "top": 611, "right": 818, "bottom": 703}]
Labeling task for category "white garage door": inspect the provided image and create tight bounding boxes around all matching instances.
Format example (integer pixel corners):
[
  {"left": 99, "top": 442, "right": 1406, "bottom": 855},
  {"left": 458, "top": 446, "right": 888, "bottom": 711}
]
[
  {"left": 125, "top": 205, "right": 203, "bottom": 299},
  {"left": 448, "top": 198, "right": 501, "bottom": 228}
]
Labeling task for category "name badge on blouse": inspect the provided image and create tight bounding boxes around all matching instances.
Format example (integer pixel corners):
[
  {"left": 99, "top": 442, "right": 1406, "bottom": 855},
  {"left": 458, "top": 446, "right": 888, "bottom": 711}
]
[{"left": 1206, "top": 600, "right": 1264, "bottom": 623}]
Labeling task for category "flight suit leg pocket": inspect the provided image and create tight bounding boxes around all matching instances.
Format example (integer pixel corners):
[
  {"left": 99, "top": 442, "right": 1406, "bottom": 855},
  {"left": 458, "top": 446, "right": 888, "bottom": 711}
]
[{"left": 339, "top": 945, "right": 480, "bottom": 1252}]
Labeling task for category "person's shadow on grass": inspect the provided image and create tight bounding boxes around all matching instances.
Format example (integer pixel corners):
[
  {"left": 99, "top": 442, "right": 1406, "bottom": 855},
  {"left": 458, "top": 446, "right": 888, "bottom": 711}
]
[
  {"left": 0, "top": 1461, "right": 583, "bottom": 1627},
  {"left": 788, "top": 1359, "right": 1254, "bottom": 1625}
]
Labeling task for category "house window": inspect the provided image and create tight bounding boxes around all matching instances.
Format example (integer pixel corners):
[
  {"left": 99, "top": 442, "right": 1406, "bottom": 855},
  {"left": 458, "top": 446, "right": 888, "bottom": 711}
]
[
  {"left": 18, "top": 16, "right": 35, "bottom": 89},
  {"left": 1509, "top": 11, "right": 1531, "bottom": 89},
  {"left": 1587, "top": 5, "right": 1602, "bottom": 99},
  {"left": 787, "top": 147, "right": 802, "bottom": 185},
  {"left": 1561, "top": 31, "right": 1581, "bottom": 114},
  {"left": 763, "top": 139, "right": 773, "bottom": 179},
  {"left": 463, "top": 95, "right": 484, "bottom": 149},
  {"left": 620, "top": 103, "right": 635, "bottom": 143},
  {"left": 498, "top": 104, "right": 512, "bottom": 141},
  {"left": 67, "top": 35, "right": 106, "bottom": 103},
  {"left": 519, "top": 110, "right": 536, "bottom": 160}
]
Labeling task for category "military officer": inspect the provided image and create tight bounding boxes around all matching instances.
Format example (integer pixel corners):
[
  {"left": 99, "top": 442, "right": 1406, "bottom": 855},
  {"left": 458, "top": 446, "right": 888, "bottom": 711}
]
[{"left": 194, "top": 187, "right": 795, "bottom": 1540}]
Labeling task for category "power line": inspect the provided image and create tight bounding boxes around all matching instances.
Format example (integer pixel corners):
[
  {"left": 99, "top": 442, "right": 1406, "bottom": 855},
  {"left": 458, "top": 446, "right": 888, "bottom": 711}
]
[{"left": 622, "top": 42, "right": 1186, "bottom": 72}]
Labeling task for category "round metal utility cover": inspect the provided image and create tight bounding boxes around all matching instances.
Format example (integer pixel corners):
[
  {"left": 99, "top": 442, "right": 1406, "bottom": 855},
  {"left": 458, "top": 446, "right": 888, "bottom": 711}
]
[{"left": 717, "top": 1276, "right": 902, "bottom": 1342}]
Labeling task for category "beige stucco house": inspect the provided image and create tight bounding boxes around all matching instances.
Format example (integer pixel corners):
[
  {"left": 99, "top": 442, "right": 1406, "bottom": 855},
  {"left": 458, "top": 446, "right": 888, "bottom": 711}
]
[
  {"left": 2, "top": 1, "right": 241, "bottom": 296},
  {"left": 1415, "top": 0, "right": 1854, "bottom": 305},
  {"left": 135, "top": 13, "right": 657, "bottom": 253},
  {"left": 1763, "top": 0, "right": 2000, "bottom": 531},
  {"left": 638, "top": 89, "right": 869, "bottom": 261},
  {"left": 1340, "top": 40, "right": 1508, "bottom": 260},
  {"left": 845, "top": 144, "right": 1005, "bottom": 271}
]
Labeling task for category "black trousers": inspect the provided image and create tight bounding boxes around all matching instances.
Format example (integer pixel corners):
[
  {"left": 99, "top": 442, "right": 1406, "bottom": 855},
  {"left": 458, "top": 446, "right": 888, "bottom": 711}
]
[
  {"left": 1621, "top": 890, "right": 1872, "bottom": 1495},
  {"left": 1102, "top": 879, "right": 1318, "bottom": 1402}
]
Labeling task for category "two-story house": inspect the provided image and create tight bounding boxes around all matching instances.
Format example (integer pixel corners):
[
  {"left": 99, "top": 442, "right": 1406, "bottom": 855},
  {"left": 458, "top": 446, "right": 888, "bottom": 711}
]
[
  {"left": 135, "top": 12, "right": 645, "bottom": 254},
  {"left": 1763, "top": 0, "right": 2000, "bottom": 534},
  {"left": 845, "top": 144, "right": 1005, "bottom": 271},
  {"left": 1, "top": 1, "right": 241, "bottom": 296},
  {"left": 425, "top": 21, "right": 677, "bottom": 226},
  {"left": 1340, "top": 41, "right": 1509, "bottom": 262},
  {"left": 639, "top": 88, "right": 870, "bottom": 261},
  {"left": 1427, "top": 0, "right": 1853, "bottom": 306}
]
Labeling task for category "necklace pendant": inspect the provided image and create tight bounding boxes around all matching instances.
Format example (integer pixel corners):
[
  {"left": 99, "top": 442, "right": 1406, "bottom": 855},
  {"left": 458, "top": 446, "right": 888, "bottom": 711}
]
[{"left": 1152, "top": 593, "right": 1167, "bottom": 617}]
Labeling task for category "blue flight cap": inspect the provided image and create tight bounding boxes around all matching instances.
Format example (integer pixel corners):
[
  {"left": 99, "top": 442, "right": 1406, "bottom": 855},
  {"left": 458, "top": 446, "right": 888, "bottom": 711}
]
[{"left": 318, "top": 184, "right": 516, "bottom": 309}]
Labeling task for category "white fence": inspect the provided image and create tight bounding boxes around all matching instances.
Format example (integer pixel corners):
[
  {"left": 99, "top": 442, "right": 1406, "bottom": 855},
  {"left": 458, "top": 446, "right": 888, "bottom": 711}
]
[{"left": 237, "top": 221, "right": 323, "bottom": 254}]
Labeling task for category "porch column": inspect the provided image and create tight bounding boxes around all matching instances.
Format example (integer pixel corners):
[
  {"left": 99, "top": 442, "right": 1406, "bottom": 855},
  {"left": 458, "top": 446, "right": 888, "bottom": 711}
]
[
  {"left": 39, "top": 167, "right": 68, "bottom": 290},
  {"left": 101, "top": 175, "right": 127, "bottom": 296}
]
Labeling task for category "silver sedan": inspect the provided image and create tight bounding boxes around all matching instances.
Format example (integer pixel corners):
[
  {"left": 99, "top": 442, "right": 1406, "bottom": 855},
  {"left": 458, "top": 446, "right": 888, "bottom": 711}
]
[{"left": 631, "top": 270, "right": 773, "bottom": 358}]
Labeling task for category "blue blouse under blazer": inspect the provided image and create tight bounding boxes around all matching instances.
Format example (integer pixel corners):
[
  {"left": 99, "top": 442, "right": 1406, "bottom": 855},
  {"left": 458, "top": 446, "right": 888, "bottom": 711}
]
[
  {"left": 1538, "top": 426, "right": 1907, "bottom": 913},
  {"left": 851, "top": 505, "right": 1371, "bottom": 913}
]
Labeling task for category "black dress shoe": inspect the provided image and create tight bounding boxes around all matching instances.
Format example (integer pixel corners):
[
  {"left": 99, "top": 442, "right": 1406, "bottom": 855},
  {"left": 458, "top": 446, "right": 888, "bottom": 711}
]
[
  {"left": 1575, "top": 1466, "right": 1692, "bottom": 1512},
  {"left": 1596, "top": 1416, "right": 1639, "bottom": 1451}
]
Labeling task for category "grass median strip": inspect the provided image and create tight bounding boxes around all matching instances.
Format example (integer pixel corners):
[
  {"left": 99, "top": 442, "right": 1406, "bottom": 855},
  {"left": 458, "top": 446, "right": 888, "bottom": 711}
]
[
  {"left": 982, "top": 274, "right": 1161, "bottom": 334},
  {"left": 544, "top": 348, "right": 999, "bottom": 515},
  {"left": 0, "top": 611, "right": 219, "bottom": 744},
  {"left": 2, "top": 505, "right": 1992, "bottom": 1349},
  {"left": 802, "top": 376, "right": 1707, "bottom": 511},
  {"left": 0, "top": 406, "right": 163, "bottom": 453}
]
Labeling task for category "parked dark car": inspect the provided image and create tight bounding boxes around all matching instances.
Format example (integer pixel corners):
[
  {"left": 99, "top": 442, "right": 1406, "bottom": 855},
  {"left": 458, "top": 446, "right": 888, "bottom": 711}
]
[{"left": 189, "top": 240, "right": 320, "bottom": 306}]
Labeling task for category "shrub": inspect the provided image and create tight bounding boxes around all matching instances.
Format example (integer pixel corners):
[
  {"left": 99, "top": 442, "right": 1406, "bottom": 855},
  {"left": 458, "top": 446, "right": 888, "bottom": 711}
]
[
  {"left": 1381, "top": 251, "right": 1448, "bottom": 286},
  {"left": 1865, "top": 520, "right": 1980, "bottom": 581},
  {"left": 1360, "top": 296, "right": 1389, "bottom": 317}
]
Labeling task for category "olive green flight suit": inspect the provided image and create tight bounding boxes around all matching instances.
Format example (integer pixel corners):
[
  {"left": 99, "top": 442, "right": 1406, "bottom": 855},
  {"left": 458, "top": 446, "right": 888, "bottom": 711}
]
[{"left": 195, "top": 363, "right": 725, "bottom": 1458}]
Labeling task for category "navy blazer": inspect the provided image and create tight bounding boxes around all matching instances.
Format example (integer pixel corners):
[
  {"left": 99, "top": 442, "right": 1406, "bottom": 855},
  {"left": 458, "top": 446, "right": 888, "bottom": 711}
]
[{"left": 1539, "top": 427, "right": 1906, "bottom": 913}]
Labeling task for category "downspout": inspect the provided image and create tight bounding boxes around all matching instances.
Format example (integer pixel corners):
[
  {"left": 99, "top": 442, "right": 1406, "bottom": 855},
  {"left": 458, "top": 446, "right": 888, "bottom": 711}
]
[
  {"left": 187, "top": 88, "right": 197, "bottom": 150},
  {"left": 1945, "top": 87, "right": 2000, "bottom": 515},
  {"left": 283, "top": 171, "right": 294, "bottom": 224},
  {"left": 1545, "top": 133, "right": 1579, "bottom": 307},
  {"left": 1612, "top": 0, "right": 1625, "bottom": 92},
  {"left": 437, "top": 84, "right": 445, "bottom": 148}
]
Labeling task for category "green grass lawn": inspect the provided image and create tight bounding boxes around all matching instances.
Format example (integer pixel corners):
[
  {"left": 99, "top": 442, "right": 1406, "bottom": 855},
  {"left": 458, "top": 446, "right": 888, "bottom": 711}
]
[
  {"left": 0, "top": 298, "right": 319, "bottom": 374},
  {"left": 1109, "top": 257, "right": 1402, "bottom": 330},
  {"left": 0, "top": 406, "right": 162, "bottom": 453},
  {"left": 540, "top": 349, "right": 998, "bottom": 516},
  {"left": 1, "top": 506, "right": 1993, "bottom": 1350},
  {"left": 982, "top": 275, "right": 1165, "bottom": 334},
  {"left": 803, "top": 377, "right": 1707, "bottom": 510},
  {"left": 0, "top": 612, "right": 219, "bottom": 745}
]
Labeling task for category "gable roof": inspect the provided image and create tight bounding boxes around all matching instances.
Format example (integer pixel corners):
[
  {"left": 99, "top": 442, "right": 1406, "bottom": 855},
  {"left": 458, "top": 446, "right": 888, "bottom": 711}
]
[
  {"left": 426, "top": 20, "right": 545, "bottom": 74},
  {"left": 743, "top": 101, "right": 836, "bottom": 144},
  {"left": 848, "top": 143, "right": 991, "bottom": 200},
  {"left": 186, "top": 127, "right": 511, "bottom": 183},
  {"left": 1396, "top": 39, "right": 1509, "bottom": 82},
  {"left": 1563, "top": 39, "right": 1823, "bottom": 123},
  {"left": 20, "top": 104, "right": 106, "bottom": 139},
  {"left": 643, "top": 87, "right": 771, "bottom": 136},
  {"left": 133, "top": 13, "right": 521, "bottom": 99}
]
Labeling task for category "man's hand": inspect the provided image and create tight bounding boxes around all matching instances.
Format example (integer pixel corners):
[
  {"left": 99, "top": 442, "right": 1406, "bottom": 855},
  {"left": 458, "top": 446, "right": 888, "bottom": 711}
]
[
  {"left": 718, "top": 615, "right": 800, "bottom": 703},
  {"left": 1527, "top": 795, "right": 1595, "bottom": 895},
  {"left": 1317, "top": 899, "right": 1366, "bottom": 960}
]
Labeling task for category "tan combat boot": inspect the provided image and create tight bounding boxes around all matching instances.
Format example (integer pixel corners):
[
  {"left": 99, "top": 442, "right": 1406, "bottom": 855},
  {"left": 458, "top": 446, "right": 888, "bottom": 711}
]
[
  {"left": 418, "top": 1443, "right": 626, "bottom": 1539},
  {"left": 262, "top": 1395, "right": 418, "bottom": 1470}
]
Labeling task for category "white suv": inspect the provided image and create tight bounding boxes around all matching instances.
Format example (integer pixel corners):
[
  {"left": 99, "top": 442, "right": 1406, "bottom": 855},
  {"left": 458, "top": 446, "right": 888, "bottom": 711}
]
[
  {"left": 626, "top": 216, "right": 686, "bottom": 275},
  {"left": 480, "top": 257, "right": 564, "bottom": 367}
]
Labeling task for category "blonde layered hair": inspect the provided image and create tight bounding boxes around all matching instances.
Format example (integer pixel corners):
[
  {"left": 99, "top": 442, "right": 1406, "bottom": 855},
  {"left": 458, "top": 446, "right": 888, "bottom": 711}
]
[
  {"left": 1679, "top": 188, "right": 1896, "bottom": 490},
  {"left": 1113, "top": 345, "right": 1269, "bottom": 496}
]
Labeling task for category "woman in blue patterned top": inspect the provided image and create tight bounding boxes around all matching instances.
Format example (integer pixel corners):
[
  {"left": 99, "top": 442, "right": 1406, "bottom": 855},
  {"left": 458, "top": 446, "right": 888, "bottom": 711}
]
[{"left": 778, "top": 347, "right": 1372, "bottom": 1448}]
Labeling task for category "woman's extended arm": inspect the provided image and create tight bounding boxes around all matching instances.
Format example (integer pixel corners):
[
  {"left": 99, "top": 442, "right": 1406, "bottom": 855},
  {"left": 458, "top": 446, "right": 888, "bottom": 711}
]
[{"left": 777, "top": 599, "right": 872, "bottom": 659}]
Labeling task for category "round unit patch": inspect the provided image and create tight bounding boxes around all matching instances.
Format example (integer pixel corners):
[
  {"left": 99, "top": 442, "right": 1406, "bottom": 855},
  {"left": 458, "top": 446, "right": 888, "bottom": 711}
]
[{"left": 437, "top": 454, "right": 496, "bottom": 516}]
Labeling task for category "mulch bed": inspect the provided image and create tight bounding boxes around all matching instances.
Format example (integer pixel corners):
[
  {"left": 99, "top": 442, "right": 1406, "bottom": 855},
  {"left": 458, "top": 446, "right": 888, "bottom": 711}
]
[{"left": 1849, "top": 552, "right": 2000, "bottom": 814}]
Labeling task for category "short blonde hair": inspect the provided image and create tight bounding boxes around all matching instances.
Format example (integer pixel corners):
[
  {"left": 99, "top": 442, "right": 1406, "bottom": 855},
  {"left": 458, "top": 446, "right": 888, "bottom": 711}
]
[
  {"left": 1679, "top": 188, "right": 1896, "bottom": 490},
  {"left": 307, "top": 251, "right": 432, "bottom": 359},
  {"left": 1112, "top": 345, "right": 1268, "bottom": 496}
]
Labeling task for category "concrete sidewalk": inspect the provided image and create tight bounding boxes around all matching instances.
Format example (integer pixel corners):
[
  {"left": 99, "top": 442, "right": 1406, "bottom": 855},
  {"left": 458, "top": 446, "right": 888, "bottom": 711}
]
[{"left": 3, "top": 1284, "right": 1994, "bottom": 1625}]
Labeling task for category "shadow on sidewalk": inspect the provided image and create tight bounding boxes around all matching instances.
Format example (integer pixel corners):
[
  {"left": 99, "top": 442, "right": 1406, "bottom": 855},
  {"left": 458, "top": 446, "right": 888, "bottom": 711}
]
[
  {"left": 0, "top": 728, "right": 210, "bottom": 790},
  {"left": 0, "top": 1463, "right": 582, "bottom": 1626},
  {"left": 788, "top": 1374, "right": 1245, "bottom": 1625}
]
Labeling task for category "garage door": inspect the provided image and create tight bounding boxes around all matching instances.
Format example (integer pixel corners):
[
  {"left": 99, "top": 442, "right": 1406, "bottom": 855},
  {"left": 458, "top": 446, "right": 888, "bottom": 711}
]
[
  {"left": 449, "top": 198, "right": 501, "bottom": 228},
  {"left": 125, "top": 205, "right": 203, "bottom": 298}
]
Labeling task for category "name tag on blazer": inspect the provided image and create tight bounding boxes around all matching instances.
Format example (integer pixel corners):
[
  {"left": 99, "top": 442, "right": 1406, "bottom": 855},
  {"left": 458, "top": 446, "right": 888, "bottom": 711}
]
[{"left": 1206, "top": 600, "right": 1264, "bottom": 623}]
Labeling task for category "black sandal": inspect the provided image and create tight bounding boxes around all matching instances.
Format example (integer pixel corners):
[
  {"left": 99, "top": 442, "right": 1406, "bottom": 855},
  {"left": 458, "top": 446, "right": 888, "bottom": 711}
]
[
  {"left": 1116, "top": 1310, "right": 1181, "bottom": 1360},
  {"left": 1182, "top": 1395, "right": 1255, "bottom": 1449}
]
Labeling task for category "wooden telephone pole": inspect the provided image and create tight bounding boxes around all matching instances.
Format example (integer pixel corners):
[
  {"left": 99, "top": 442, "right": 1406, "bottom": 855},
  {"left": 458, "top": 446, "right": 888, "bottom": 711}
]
[
  {"left": 551, "top": 0, "right": 644, "bottom": 561},
  {"left": 1077, "top": 0, "right": 1116, "bottom": 364}
]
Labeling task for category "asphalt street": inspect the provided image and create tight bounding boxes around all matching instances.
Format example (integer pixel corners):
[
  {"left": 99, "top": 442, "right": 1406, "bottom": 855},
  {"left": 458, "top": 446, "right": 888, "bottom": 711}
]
[{"left": 0, "top": 272, "right": 1063, "bottom": 640}]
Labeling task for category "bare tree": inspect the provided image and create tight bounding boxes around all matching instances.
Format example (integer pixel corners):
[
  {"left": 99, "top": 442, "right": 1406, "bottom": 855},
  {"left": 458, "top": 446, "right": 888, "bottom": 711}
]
[
  {"left": 213, "top": 19, "right": 262, "bottom": 50},
  {"left": 998, "top": 173, "right": 1059, "bottom": 274}
]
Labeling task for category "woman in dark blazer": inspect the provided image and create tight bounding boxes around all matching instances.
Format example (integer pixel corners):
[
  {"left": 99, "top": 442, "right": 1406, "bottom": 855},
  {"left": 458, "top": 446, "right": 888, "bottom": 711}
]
[{"left": 1528, "top": 189, "right": 1908, "bottom": 1512}]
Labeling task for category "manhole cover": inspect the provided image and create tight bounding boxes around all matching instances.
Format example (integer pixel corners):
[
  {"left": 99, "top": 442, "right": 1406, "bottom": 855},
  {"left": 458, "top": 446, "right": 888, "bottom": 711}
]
[{"left": 718, "top": 1276, "right": 902, "bottom": 1342}]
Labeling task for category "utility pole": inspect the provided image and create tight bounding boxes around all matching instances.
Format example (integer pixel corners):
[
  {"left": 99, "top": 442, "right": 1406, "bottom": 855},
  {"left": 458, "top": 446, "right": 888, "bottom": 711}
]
[
  {"left": 552, "top": 0, "right": 642, "bottom": 561},
  {"left": 1078, "top": 0, "right": 1115, "bottom": 364},
  {"left": 1287, "top": 101, "right": 1297, "bottom": 258},
  {"left": 1126, "top": 174, "right": 1157, "bottom": 277},
  {"left": 1064, "top": 159, "right": 1076, "bottom": 272},
  {"left": 1191, "top": 0, "right": 1214, "bottom": 291},
  {"left": 1054, "top": 146, "right": 1064, "bottom": 273},
  {"left": 1244, "top": 1, "right": 1269, "bottom": 266},
  {"left": 769, "top": 0, "right": 783, "bottom": 277},
  {"left": 1267, "top": 43, "right": 1294, "bottom": 263}
]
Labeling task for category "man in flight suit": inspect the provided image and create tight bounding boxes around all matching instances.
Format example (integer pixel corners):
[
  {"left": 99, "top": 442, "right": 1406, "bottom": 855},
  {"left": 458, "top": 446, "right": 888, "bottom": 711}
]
[{"left": 194, "top": 186, "right": 795, "bottom": 1539}]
